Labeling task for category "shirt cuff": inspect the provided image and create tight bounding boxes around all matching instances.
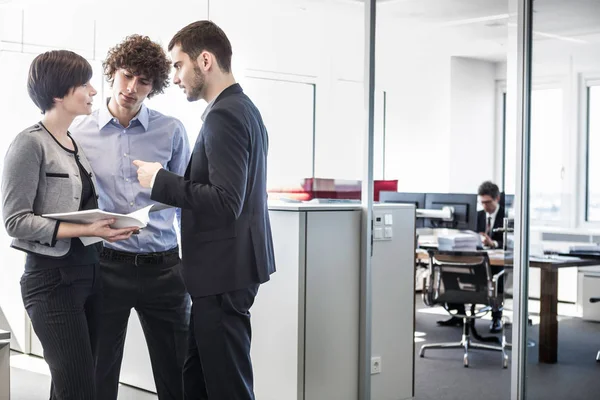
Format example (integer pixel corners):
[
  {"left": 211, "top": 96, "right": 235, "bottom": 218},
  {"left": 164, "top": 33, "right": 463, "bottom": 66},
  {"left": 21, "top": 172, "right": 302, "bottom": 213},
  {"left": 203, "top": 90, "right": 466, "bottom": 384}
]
[{"left": 150, "top": 168, "right": 162, "bottom": 188}]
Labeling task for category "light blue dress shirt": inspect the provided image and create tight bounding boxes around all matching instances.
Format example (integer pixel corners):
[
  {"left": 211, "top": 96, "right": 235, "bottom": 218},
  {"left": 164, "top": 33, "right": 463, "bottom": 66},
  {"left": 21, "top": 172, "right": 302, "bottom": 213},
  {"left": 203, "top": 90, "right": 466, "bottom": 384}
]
[{"left": 71, "top": 100, "right": 191, "bottom": 253}]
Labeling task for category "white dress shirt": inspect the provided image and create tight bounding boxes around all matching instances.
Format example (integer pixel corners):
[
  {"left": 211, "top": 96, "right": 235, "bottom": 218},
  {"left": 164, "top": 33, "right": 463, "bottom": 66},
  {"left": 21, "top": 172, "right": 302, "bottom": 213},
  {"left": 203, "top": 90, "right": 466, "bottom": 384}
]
[{"left": 486, "top": 204, "right": 501, "bottom": 248}]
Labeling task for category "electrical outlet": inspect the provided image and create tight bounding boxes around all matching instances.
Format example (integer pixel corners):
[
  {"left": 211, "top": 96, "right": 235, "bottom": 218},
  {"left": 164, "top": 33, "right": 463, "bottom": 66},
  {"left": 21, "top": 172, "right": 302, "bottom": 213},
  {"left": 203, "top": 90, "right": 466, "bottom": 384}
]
[{"left": 371, "top": 356, "right": 382, "bottom": 374}]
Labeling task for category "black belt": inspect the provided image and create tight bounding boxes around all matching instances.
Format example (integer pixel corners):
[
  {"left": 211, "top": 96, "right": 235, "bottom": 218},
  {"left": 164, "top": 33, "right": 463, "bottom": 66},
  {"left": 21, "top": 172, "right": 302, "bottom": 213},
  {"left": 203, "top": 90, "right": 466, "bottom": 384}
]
[{"left": 101, "top": 247, "right": 179, "bottom": 266}]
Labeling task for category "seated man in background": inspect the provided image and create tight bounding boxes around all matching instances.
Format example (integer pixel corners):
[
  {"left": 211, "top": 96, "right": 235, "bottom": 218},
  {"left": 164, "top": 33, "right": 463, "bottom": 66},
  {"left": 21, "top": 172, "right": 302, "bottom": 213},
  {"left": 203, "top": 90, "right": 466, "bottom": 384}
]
[
  {"left": 477, "top": 180, "right": 505, "bottom": 250},
  {"left": 437, "top": 180, "right": 505, "bottom": 333}
]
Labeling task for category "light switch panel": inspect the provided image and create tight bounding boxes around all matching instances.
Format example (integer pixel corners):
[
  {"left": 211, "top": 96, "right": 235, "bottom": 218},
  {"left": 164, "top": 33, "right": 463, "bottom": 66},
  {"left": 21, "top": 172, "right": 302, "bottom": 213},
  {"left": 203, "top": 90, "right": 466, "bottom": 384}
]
[
  {"left": 384, "top": 214, "right": 393, "bottom": 225},
  {"left": 384, "top": 226, "right": 393, "bottom": 238}
]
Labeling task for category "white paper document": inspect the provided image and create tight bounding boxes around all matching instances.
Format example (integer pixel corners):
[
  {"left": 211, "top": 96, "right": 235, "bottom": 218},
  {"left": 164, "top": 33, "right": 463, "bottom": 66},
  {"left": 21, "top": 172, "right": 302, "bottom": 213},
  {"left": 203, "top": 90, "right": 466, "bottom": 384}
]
[
  {"left": 43, "top": 203, "right": 172, "bottom": 246},
  {"left": 436, "top": 230, "right": 482, "bottom": 251}
]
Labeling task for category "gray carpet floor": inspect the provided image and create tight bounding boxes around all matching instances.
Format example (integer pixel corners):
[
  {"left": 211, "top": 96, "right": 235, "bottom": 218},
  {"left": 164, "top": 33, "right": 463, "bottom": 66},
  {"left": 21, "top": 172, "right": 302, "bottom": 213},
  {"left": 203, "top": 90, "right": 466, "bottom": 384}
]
[{"left": 414, "top": 297, "right": 600, "bottom": 400}]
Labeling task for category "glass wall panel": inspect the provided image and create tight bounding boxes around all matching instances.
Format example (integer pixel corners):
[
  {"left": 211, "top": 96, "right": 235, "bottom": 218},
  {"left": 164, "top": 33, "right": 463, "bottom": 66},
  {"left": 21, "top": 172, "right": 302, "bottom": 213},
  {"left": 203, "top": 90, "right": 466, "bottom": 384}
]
[
  {"left": 1, "top": 0, "right": 368, "bottom": 397},
  {"left": 376, "top": 0, "right": 511, "bottom": 398},
  {"left": 527, "top": 1, "right": 600, "bottom": 398}
]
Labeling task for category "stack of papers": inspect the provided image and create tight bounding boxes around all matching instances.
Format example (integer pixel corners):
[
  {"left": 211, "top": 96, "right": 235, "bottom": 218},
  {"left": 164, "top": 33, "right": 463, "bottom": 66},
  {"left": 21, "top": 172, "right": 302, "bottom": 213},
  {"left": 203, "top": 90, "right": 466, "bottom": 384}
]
[{"left": 437, "top": 232, "right": 480, "bottom": 251}]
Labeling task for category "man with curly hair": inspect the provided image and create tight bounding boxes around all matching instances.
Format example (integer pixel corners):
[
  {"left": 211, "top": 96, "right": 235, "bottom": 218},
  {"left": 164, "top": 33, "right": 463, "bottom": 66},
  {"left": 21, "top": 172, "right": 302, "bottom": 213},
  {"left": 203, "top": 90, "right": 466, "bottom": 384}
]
[{"left": 71, "top": 35, "right": 191, "bottom": 400}]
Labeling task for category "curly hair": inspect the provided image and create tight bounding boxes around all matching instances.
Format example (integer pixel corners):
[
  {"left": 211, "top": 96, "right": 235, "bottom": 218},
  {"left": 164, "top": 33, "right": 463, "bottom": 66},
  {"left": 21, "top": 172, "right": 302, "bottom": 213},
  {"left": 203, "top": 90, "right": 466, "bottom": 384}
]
[{"left": 103, "top": 35, "right": 171, "bottom": 98}]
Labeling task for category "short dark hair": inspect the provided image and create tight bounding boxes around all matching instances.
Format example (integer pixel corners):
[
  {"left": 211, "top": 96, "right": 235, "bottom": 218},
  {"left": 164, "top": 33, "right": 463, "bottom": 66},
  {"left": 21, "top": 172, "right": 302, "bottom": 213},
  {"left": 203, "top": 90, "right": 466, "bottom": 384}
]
[
  {"left": 103, "top": 35, "right": 171, "bottom": 98},
  {"left": 478, "top": 181, "right": 500, "bottom": 199},
  {"left": 27, "top": 50, "right": 92, "bottom": 113},
  {"left": 168, "top": 20, "right": 232, "bottom": 73}
]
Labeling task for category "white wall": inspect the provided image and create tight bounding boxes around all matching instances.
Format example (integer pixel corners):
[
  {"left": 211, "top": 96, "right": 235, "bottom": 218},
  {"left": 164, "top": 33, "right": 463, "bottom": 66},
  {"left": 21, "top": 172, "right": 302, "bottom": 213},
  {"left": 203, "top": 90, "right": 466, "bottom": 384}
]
[
  {"left": 378, "top": 53, "right": 500, "bottom": 194},
  {"left": 0, "top": 0, "right": 209, "bottom": 350},
  {"left": 382, "top": 55, "right": 452, "bottom": 192},
  {"left": 0, "top": 51, "right": 45, "bottom": 351},
  {"left": 449, "top": 57, "right": 496, "bottom": 193},
  {"left": 375, "top": 10, "right": 504, "bottom": 194},
  {"left": 214, "top": 0, "right": 369, "bottom": 183}
]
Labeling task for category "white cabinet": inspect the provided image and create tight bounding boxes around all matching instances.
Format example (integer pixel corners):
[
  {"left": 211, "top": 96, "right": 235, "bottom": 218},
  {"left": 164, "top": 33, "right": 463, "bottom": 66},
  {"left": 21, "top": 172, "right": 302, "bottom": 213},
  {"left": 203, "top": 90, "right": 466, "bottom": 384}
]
[{"left": 580, "top": 272, "right": 600, "bottom": 321}]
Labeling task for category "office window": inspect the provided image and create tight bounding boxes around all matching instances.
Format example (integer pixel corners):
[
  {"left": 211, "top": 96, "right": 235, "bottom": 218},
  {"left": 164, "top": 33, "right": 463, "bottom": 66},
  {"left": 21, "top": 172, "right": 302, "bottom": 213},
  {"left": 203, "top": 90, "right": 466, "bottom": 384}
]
[
  {"left": 500, "top": 91, "right": 507, "bottom": 191},
  {"left": 586, "top": 85, "right": 600, "bottom": 221},
  {"left": 242, "top": 77, "right": 315, "bottom": 190},
  {"left": 530, "top": 88, "right": 564, "bottom": 222},
  {"left": 503, "top": 88, "right": 565, "bottom": 221},
  {"left": 501, "top": 87, "right": 566, "bottom": 223}
]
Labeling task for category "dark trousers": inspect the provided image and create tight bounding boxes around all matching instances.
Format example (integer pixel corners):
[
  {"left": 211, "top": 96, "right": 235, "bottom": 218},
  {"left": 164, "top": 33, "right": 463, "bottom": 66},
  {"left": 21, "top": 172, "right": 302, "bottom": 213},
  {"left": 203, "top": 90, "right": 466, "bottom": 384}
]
[
  {"left": 95, "top": 249, "right": 190, "bottom": 400},
  {"left": 447, "top": 265, "right": 504, "bottom": 319},
  {"left": 21, "top": 264, "right": 101, "bottom": 400},
  {"left": 183, "top": 284, "right": 260, "bottom": 400}
]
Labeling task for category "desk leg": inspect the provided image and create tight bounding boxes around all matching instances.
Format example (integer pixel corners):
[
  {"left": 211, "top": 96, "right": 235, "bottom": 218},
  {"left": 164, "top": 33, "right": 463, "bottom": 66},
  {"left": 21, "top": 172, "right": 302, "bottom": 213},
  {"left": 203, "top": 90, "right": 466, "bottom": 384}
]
[{"left": 539, "top": 268, "right": 558, "bottom": 364}]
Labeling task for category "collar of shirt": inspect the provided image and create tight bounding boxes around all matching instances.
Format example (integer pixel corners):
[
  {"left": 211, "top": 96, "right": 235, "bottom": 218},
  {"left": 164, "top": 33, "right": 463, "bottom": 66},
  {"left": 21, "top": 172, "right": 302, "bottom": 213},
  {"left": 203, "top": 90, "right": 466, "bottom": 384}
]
[
  {"left": 98, "top": 98, "right": 149, "bottom": 131},
  {"left": 486, "top": 204, "right": 500, "bottom": 223},
  {"left": 201, "top": 89, "right": 226, "bottom": 122}
]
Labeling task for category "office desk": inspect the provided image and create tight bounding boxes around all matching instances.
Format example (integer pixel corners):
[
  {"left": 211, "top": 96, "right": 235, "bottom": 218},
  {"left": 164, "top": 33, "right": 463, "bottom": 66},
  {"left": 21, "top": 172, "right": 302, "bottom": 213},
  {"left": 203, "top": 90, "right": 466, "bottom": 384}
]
[{"left": 416, "top": 250, "right": 600, "bottom": 364}]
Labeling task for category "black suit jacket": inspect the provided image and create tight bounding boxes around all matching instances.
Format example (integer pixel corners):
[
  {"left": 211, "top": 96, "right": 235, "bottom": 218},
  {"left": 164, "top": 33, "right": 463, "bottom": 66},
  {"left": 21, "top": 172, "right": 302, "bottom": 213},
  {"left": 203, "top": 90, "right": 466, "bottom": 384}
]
[
  {"left": 477, "top": 206, "right": 505, "bottom": 249},
  {"left": 152, "top": 83, "right": 276, "bottom": 297}
]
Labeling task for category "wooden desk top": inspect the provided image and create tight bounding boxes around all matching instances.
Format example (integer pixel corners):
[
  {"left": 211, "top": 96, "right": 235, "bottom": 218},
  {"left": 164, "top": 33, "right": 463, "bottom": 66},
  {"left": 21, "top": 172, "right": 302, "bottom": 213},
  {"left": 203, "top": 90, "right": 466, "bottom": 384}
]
[{"left": 416, "top": 249, "right": 600, "bottom": 270}]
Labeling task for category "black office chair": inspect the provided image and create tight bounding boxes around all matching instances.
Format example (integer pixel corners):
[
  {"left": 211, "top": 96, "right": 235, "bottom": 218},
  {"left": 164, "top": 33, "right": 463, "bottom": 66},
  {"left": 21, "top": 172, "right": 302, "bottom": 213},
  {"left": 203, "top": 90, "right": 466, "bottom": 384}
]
[
  {"left": 420, "top": 250, "right": 508, "bottom": 368},
  {"left": 591, "top": 297, "right": 600, "bottom": 362},
  {"left": 493, "top": 268, "right": 535, "bottom": 350}
]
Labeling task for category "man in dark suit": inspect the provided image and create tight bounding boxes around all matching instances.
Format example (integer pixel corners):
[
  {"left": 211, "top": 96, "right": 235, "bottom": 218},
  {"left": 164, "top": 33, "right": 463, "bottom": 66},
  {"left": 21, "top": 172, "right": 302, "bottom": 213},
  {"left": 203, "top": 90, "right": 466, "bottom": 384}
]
[
  {"left": 437, "top": 181, "right": 504, "bottom": 333},
  {"left": 134, "top": 20, "right": 276, "bottom": 400},
  {"left": 477, "top": 181, "right": 505, "bottom": 251}
]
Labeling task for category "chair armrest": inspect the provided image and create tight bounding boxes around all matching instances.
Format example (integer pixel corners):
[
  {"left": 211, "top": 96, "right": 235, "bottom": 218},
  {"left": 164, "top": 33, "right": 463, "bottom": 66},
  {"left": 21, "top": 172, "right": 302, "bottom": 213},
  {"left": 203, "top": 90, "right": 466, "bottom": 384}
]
[
  {"left": 492, "top": 269, "right": 506, "bottom": 298},
  {"left": 422, "top": 252, "right": 437, "bottom": 307}
]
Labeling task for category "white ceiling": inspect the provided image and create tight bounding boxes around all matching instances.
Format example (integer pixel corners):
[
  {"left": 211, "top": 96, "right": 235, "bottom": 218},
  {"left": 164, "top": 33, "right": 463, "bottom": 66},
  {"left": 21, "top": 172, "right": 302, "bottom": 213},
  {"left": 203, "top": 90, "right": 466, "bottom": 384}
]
[
  {"left": 4, "top": 0, "right": 600, "bottom": 67},
  {"left": 320, "top": 0, "right": 600, "bottom": 65}
]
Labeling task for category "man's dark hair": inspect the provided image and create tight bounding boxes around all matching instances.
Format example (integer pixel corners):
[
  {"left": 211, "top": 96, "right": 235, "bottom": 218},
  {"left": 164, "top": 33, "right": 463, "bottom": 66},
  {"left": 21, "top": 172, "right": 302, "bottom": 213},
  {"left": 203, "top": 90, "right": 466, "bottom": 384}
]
[
  {"left": 478, "top": 181, "right": 500, "bottom": 199},
  {"left": 168, "top": 20, "right": 232, "bottom": 73},
  {"left": 27, "top": 50, "right": 92, "bottom": 113},
  {"left": 103, "top": 35, "right": 171, "bottom": 98}
]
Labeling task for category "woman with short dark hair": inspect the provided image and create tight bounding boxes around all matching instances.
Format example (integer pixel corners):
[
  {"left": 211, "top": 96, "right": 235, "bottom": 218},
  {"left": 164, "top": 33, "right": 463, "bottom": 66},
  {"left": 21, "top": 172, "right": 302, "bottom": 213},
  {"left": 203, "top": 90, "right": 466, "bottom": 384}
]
[{"left": 1, "top": 50, "right": 138, "bottom": 399}]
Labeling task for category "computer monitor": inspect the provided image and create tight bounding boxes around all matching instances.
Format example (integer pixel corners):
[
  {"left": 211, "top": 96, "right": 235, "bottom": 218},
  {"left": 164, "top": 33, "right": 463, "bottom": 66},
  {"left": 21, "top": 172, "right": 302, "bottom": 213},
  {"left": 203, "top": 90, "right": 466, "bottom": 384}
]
[
  {"left": 501, "top": 192, "right": 514, "bottom": 212},
  {"left": 379, "top": 191, "right": 425, "bottom": 228},
  {"left": 423, "top": 193, "right": 478, "bottom": 231}
]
